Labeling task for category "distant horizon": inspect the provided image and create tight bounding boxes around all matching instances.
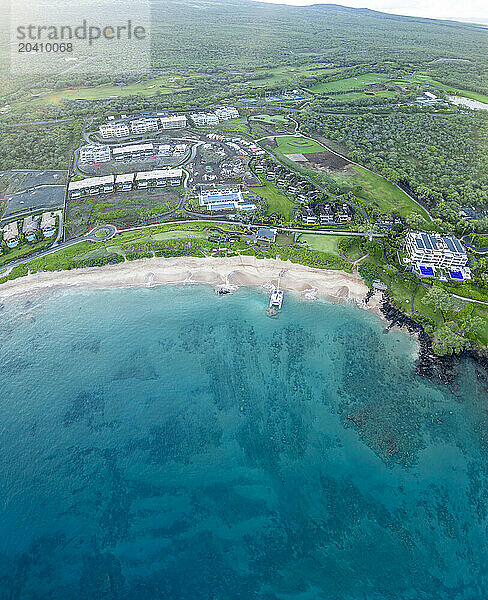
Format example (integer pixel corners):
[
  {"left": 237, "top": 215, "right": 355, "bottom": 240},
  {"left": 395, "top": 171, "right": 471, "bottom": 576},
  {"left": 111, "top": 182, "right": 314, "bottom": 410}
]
[{"left": 252, "top": 0, "right": 488, "bottom": 25}]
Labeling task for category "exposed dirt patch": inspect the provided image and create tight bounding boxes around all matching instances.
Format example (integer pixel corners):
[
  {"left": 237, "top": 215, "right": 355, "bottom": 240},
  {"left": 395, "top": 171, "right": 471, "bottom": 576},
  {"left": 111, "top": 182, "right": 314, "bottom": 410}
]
[{"left": 304, "top": 151, "right": 350, "bottom": 171}]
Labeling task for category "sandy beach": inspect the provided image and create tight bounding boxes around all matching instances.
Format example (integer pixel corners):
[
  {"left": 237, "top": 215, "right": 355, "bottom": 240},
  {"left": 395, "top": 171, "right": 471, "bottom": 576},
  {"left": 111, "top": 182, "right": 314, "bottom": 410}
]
[{"left": 0, "top": 255, "right": 382, "bottom": 313}]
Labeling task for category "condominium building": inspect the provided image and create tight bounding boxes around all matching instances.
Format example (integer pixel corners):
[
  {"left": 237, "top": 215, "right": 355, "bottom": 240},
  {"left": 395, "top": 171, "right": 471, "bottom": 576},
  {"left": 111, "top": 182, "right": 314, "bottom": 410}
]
[
  {"left": 300, "top": 206, "right": 317, "bottom": 225},
  {"left": 191, "top": 113, "right": 219, "bottom": 126},
  {"left": 160, "top": 115, "right": 187, "bottom": 129},
  {"left": 68, "top": 175, "right": 115, "bottom": 198},
  {"left": 79, "top": 144, "right": 111, "bottom": 164},
  {"left": 99, "top": 122, "right": 130, "bottom": 138},
  {"left": 214, "top": 106, "right": 239, "bottom": 120},
  {"left": 338, "top": 204, "right": 353, "bottom": 222},
  {"left": 318, "top": 204, "right": 334, "bottom": 223},
  {"left": 129, "top": 118, "right": 159, "bottom": 134},
  {"left": 405, "top": 231, "right": 470, "bottom": 280},
  {"left": 135, "top": 169, "right": 183, "bottom": 188},
  {"left": 112, "top": 143, "right": 155, "bottom": 161},
  {"left": 115, "top": 173, "right": 135, "bottom": 191}
]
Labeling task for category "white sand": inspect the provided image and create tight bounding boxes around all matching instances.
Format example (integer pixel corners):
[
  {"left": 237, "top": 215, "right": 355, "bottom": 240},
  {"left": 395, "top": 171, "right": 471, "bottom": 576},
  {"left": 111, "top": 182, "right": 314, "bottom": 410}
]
[{"left": 0, "top": 256, "right": 383, "bottom": 314}]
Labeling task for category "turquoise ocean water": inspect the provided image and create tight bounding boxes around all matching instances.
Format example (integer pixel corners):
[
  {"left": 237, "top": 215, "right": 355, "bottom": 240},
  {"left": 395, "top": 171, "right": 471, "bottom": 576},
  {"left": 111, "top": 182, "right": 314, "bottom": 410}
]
[{"left": 0, "top": 284, "right": 487, "bottom": 599}]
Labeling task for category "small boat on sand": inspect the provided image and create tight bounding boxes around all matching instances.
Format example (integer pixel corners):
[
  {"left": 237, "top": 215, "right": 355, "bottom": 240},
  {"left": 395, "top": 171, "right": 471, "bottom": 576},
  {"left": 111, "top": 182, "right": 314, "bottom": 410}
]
[{"left": 269, "top": 289, "right": 283, "bottom": 310}]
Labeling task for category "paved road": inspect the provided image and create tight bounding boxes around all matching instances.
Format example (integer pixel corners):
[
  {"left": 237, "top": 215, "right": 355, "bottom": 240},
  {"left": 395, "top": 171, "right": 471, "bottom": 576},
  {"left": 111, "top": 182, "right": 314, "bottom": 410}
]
[
  {"left": 462, "top": 236, "right": 488, "bottom": 255},
  {"left": 1, "top": 225, "right": 116, "bottom": 274}
]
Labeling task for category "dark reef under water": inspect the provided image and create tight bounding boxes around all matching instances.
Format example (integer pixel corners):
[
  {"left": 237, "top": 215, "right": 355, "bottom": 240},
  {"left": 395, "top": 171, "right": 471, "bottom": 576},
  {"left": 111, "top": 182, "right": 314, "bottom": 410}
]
[{"left": 0, "top": 285, "right": 487, "bottom": 599}]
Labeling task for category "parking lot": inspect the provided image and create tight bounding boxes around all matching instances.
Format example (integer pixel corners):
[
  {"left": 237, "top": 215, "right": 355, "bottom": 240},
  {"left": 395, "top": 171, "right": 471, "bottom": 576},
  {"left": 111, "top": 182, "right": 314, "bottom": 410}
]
[{"left": 0, "top": 170, "right": 67, "bottom": 221}]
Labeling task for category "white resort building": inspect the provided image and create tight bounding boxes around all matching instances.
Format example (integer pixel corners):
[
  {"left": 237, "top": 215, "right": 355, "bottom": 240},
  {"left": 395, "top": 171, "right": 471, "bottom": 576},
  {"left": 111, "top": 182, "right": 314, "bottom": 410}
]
[
  {"left": 79, "top": 145, "right": 111, "bottom": 164},
  {"left": 405, "top": 231, "right": 471, "bottom": 281},
  {"left": 129, "top": 118, "right": 159, "bottom": 134},
  {"left": 160, "top": 116, "right": 187, "bottom": 129},
  {"left": 199, "top": 187, "right": 256, "bottom": 211},
  {"left": 112, "top": 143, "right": 155, "bottom": 161},
  {"left": 68, "top": 175, "right": 115, "bottom": 198},
  {"left": 214, "top": 107, "right": 239, "bottom": 120},
  {"left": 191, "top": 113, "right": 219, "bottom": 127},
  {"left": 99, "top": 122, "right": 130, "bottom": 138}
]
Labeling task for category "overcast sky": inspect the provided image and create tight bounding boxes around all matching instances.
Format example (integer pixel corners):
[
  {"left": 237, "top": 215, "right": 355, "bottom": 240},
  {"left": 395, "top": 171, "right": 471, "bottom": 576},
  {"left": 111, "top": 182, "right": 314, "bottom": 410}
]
[{"left": 253, "top": 0, "right": 488, "bottom": 23}]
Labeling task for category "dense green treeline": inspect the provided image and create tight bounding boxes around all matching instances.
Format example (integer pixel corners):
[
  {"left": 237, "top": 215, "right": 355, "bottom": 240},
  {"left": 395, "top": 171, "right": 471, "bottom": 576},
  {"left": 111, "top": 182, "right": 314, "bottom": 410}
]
[
  {"left": 301, "top": 110, "right": 488, "bottom": 219},
  {"left": 0, "top": 121, "right": 82, "bottom": 171}
]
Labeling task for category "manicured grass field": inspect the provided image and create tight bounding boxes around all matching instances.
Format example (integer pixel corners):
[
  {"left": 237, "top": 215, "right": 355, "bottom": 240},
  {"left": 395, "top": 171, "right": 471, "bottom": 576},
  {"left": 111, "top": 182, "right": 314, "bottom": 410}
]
[
  {"left": 250, "top": 114, "right": 291, "bottom": 125},
  {"left": 328, "top": 165, "right": 431, "bottom": 221},
  {"left": 310, "top": 71, "right": 488, "bottom": 105},
  {"left": 275, "top": 135, "right": 326, "bottom": 155},
  {"left": 250, "top": 179, "right": 295, "bottom": 220},
  {"left": 41, "top": 76, "right": 193, "bottom": 102},
  {"left": 310, "top": 73, "right": 392, "bottom": 93},
  {"left": 321, "top": 90, "right": 398, "bottom": 102},
  {"left": 299, "top": 234, "right": 364, "bottom": 260},
  {"left": 299, "top": 234, "right": 343, "bottom": 255},
  {"left": 247, "top": 64, "right": 339, "bottom": 88}
]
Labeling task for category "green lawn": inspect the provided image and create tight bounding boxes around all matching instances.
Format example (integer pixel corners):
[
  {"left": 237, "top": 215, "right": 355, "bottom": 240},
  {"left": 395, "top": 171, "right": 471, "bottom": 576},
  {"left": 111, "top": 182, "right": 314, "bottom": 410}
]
[
  {"left": 310, "top": 73, "right": 392, "bottom": 93},
  {"left": 41, "top": 76, "right": 193, "bottom": 102},
  {"left": 328, "top": 165, "right": 431, "bottom": 221},
  {"left": 249, "top": 179, "right": 295, "bottom": 220},
  {"left": 320, "top": 90, "right": 399, "bottom": 102},
  {"left": 299, "top": 234, "right": 364, "bottom": 260},
  {"left": 250, "top": 114, "right": 291, "bottom": 125},
  {"left": 275, "top": 135, "right": 326, "bottom": 155},
  {"left": 244, "top": 64, "right": 339, "bottom": 88},
  {"left": 299, "top": 234, "right": 343, "bottom": 255}
]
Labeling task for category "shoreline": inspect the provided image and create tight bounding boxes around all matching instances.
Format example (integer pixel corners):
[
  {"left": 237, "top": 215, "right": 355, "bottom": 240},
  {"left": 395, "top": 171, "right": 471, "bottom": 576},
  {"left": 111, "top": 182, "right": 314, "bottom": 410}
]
[
  {"left": 0, "top": 255, "right": 382, "bottom": 313},
  {"left": 3, "top": 254, "right": 479, "bottom": 384}
]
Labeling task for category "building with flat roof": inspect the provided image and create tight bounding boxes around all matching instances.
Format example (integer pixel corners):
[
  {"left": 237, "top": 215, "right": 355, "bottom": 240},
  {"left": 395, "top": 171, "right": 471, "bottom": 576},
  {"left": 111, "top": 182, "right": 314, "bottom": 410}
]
[
  {"left": 68, "top": 175, "right": 115, "bottom": 198},
  {"left": 115, "top": 173, "right": 135, "bottom": 191},
  {"left": 22, "top": 215, "right": 39, "bottom": 241},
  {"left": 214, "top": 107, "right": 239, "bottom": 120},
  {"left": 160, "top": 115, "right": 187, "bottom": 129},
  {"left": 405, "top": 231, "right": 471, "bottom": 280},
  {"left": 256, "top": 227, "right": 277, "bottom": 243},
  {"left": 112, "top": 143, "right": 155, "bottom": 160},
  {"left": 3, "top": 221, "right": 19, "bottom": 248},
  {"left": 199, "top": 187, "right": 256, "bottom": 211},
  {"left": 135, "top": 169, "right": 183, "bottom": 188},
  {"left": 191, "top": 113, "right": 219, "bottom": 127},
  {"left": 79, "top": 144, "right": 111, "bottom": 164},
  {"left": 130, "top": 118, "right": 159, "bottom": 134},
  {"left": 99, "top": 122, "right": 130, "bottom": 138}
]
